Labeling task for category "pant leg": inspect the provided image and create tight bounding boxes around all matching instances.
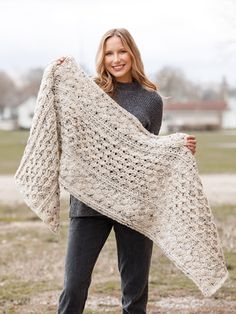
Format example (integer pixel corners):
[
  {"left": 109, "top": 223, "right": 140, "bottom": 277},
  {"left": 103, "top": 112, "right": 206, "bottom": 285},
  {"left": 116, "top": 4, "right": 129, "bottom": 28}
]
[
  {"left": 58, "top": 216, "right": 113, "bottom": 314},
  {"left": 113, "top": 222, "right": 153, "bottom": 314}
]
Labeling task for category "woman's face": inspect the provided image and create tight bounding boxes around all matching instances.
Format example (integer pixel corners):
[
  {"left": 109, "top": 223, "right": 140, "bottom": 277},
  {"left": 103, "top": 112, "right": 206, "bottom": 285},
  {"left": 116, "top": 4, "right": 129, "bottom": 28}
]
[{"left": 104, "top": 36, "right": 132, "bottom": 83}]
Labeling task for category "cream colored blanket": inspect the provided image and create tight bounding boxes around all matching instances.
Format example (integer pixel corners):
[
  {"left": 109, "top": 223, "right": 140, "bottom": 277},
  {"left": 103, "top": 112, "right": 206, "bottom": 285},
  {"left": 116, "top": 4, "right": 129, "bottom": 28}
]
[{"left": 15, "top": 56, "right": 228, "bottom": 297}]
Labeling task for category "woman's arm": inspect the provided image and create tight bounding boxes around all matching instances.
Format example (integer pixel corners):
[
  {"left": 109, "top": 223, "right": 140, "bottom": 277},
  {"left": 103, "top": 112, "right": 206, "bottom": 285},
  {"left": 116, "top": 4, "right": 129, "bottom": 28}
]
[{"left": 148, "top": 93, "right": 163, "bottom": 135}]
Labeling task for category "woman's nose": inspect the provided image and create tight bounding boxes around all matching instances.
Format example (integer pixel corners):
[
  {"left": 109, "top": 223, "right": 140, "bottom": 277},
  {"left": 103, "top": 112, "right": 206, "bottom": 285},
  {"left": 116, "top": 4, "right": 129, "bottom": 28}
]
[{"left": 113, "top": 53, "right": 121, "bottom": 63}]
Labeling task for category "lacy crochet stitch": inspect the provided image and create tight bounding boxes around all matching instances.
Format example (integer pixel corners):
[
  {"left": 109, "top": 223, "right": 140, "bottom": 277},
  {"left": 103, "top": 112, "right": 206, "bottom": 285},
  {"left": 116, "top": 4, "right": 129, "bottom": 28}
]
[{"left": 15, "top": 56, "right": 228, "bottom": 297}]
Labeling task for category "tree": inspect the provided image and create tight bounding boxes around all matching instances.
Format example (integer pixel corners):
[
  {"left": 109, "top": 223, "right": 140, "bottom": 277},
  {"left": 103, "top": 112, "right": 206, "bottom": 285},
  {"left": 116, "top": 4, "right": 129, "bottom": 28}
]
[
  {"left": 155, "top": 66, "right": 203, "bottom": 102},
  {"left": 155, "top": 66, "right": 222, "bottom": 102},
  {"left": 19, "top": 68, "right": 44, "bottom": 102},
  {"left": 0, "top": 71, "right": 18, "bottom": 109}
]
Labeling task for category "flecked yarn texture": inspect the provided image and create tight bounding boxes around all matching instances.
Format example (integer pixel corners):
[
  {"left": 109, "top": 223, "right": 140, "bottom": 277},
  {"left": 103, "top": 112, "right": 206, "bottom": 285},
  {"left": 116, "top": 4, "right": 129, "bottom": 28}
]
[{"left": 15, "top": 56, "right": 228, "bottom": 297}]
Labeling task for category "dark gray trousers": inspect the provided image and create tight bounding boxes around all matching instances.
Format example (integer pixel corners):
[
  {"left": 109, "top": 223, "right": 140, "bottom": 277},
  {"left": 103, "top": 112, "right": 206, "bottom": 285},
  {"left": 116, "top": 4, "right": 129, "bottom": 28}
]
[{"left": 58, "top": 216, "right": 153, "bottom": 314}]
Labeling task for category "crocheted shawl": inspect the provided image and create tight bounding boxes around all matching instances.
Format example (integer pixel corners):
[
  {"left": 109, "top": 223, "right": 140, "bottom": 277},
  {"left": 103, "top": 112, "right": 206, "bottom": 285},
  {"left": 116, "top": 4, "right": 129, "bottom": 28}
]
[{"left": 14, "top": 56, "right": 228, "bottom": 297}]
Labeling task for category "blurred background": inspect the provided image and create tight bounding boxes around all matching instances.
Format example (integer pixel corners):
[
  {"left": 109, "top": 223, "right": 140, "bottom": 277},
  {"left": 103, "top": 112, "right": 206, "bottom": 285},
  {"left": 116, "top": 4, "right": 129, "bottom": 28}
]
[{"left": 0, "top": 0, "right": 235, "bottom": 313}]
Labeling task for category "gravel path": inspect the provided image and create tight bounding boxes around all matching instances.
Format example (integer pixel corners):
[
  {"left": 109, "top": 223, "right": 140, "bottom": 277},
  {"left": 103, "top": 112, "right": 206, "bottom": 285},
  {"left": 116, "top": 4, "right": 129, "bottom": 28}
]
[{"left": 1, "top": 174, "right": 236, "bottom": 205}]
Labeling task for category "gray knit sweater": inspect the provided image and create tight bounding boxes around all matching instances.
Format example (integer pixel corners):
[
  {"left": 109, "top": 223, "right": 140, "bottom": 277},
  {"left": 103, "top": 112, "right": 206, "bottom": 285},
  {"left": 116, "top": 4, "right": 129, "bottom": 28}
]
[{"left": 70, "top": 80, "right": 163, "bottom": 217}]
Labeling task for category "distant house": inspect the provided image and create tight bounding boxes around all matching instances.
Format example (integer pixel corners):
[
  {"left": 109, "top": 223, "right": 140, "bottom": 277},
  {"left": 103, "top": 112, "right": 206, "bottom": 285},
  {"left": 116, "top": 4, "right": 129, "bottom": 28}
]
[
  {"left": 222, "top": 95, "right": 236, "bottom": 129},
  {"left": 0, "top": 97, "right": 36, "bottom": 131},
  {"left": 16, "top": 96, "right": 36, "bottom": 129},
  {"left": 0, "top": 107, "right": 18, "bottom": 130},
  {"left": 162, "top": 100, "right": 228, "bottom": 132}
]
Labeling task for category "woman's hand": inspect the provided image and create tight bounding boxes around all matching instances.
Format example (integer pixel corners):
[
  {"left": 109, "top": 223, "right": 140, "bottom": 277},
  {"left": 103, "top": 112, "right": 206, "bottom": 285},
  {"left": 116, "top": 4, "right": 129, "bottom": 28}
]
[
  {"left": 56, "top": 56, "right": 66, "bottom": 65},
  {"left": 185, "top": 135, "right": 197, "bottom": 155}
]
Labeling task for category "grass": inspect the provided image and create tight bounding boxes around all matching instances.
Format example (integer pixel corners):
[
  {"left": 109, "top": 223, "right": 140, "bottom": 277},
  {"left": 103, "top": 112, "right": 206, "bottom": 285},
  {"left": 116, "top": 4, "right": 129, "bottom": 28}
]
[
  {"left": 212, "top": 204, "right": 236, "bottom": 221},
  {"left": 0, "top": 203, "right": 37, "bottom": 223},
  {"left": 0, "top": 199, "right": 69, "bottom": 223},
  {"left": 0, "top": 130, "right": 29, "bottom": 175},
  {"left": 84, "top": 311, "right": 114, "bottom": 314},
  {"left": 0, "top": 279, "right": 59, "bottom": 307},
  {"left": 92, "top": 280, "right": 121, "bottom": 294},
  {"left": 194, "top": 130, "right": 236, "bottom": 173},
  {"left": 0, "top": 129, "right": 236, "bottom": 174}
]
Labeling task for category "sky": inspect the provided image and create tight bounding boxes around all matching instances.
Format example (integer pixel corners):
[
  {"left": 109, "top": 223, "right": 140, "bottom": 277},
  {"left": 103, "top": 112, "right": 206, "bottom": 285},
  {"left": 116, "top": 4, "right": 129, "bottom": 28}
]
[{"left": 0, "top": 0, "right": 235, "bottom": 86}]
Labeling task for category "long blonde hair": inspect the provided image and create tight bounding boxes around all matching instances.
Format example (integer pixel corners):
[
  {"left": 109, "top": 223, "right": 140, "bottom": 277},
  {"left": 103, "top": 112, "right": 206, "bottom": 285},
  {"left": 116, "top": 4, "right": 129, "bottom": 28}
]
[{"left": 95, "top": 28, "right": 157, "bottom": 96}]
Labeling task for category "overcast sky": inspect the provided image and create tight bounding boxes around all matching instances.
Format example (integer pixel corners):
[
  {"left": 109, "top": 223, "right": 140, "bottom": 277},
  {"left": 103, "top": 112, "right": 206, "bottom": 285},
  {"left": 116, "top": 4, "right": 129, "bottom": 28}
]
[{"left": 0, "top": 0, "right": 235, "bottom": 86}]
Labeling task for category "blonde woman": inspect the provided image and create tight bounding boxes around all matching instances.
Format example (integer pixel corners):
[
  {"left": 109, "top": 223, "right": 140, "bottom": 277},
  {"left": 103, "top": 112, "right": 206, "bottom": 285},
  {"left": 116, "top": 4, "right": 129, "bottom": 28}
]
[{"left": 57, "top": 28, "right": 196, "bottom": 314}]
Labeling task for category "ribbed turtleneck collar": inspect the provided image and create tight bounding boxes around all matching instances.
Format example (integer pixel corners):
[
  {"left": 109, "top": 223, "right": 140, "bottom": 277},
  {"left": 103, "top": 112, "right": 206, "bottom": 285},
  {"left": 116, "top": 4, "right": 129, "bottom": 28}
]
[{"left": 116, "top": 80, "right": 140, "bottom": 91}]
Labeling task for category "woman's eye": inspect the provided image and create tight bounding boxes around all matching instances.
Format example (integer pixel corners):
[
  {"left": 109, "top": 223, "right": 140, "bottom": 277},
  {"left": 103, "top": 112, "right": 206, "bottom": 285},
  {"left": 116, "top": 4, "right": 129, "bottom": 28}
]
[
  {"left": 105, "top": 52, "right": 112, "bottom": 56},
  {"left": 121, "top": 50, "right": 127, "bottom": 54}
]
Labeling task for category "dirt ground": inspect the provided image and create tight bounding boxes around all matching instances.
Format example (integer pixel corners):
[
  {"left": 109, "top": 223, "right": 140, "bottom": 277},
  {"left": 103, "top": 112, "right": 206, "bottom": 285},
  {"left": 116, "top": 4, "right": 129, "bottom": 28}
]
[
  {"left": 1, "top": 220, "right": 235, "bottom": 314},
  {"left": 0, "top": 174, "right": 236, "bottom": 313}
]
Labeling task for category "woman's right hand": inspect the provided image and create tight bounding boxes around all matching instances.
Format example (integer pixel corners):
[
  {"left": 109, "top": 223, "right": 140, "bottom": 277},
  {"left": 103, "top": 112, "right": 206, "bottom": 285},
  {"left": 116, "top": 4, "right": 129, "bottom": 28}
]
[{"left": 56, "top": 56, "right": 66, "bottom": 65}]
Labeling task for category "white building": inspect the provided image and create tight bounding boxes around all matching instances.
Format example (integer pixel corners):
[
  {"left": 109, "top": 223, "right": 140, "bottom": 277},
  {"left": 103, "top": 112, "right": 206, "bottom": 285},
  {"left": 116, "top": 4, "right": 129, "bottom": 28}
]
[
  {"left": 162, "top": 100, "right": 228, "bottom": 132},
  {"left": 222, "top": 95, "right": 236, "bottom": 129},
  {"left": 0, "top": 106, "right": 18, "bottom": 130},
  {"left": 17, "top": 96, "right": 36, "bottom": 129}
]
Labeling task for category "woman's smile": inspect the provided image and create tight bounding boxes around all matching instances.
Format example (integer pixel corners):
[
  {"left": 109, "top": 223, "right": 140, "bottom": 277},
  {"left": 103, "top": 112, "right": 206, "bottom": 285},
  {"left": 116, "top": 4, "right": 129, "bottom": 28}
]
[{"left": 112, "top": 64, "right": 125, "bottom": 71}]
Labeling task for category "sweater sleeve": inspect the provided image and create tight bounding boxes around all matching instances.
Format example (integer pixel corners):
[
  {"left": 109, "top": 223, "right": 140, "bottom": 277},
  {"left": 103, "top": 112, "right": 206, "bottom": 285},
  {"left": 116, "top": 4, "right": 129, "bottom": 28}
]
[{"left": 148, "top": 92, "right": 163, "bottom": 135}]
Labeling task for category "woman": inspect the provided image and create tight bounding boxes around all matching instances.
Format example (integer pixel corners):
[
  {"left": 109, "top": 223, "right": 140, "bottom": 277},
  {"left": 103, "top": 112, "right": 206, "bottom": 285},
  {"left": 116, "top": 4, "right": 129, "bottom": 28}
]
[{"left": 57, "top": 28, "right": 196, "bottom": 314}]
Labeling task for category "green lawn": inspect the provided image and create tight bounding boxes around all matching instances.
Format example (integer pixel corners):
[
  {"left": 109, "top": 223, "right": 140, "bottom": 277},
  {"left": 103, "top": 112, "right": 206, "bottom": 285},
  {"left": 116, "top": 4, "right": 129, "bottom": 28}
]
[
  {"left": 0, "top": 130, "right": 29, "bottom": 175},
  {"left": 194, "top": 130, "right": 236, "bottom": 173},
  {"left": 0, "top": 129, "right": 235, "bottom": 174}
]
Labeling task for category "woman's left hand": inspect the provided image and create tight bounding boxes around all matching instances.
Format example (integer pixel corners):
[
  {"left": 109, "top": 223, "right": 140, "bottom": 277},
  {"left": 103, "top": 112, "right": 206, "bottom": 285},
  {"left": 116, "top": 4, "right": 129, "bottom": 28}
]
[{"left": 185, "top": 135, "right": 197, "bottom": 155}]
